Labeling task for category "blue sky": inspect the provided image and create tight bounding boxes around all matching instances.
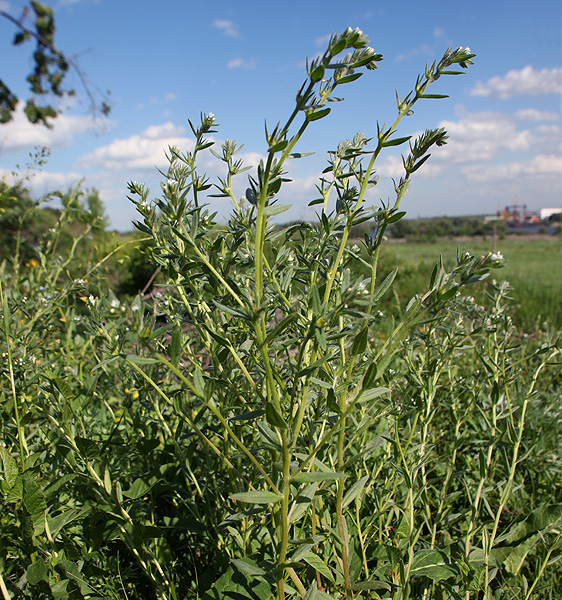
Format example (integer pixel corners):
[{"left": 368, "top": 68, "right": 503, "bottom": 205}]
[{"left": 1, "top": 0, "right": 561, "bottom": 230}]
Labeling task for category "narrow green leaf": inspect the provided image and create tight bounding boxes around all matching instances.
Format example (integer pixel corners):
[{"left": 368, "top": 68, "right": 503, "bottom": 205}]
[
  {"left": 417, "top": 93, "right": 449, "bottom": 99},
  {"left": 125, "top": 354, "right": 159, "bottom": 365},
  {"left": 269, "top": 139, "right": 288, "bottom": 153},
  {"left": 265, "top": 402, "right": 287, "bottom": 429},
  {"left": 409, "top": 153, "right": 431, "bottom": 173},
  {"left": 231, "top": 491, "right": 283, "bottom": 504},
  {"left": 381, "top": 135, "right": 411, "bottom": 147},
  {"left": 169, "top": 326, "right": 182, "bottom": 366},
  {"left": 48, "top": 508, "right": 90, "bottom": 539},
  {"left": 104, "top": 468, "right": 112, "bottom": 494},
  {"left": 303, "top": 553, "right": 335, "bottom": 583},
  {"left": 52, "top": 377, "right": 75, "bottom": 401},
  {"left": 410, "top": 549, "right": 457, "bottom": 581},
  {"left": 307, "top": 107, "right": 331, "bottom": 122},
  {"left": 265, "top": 313, "right": 299, "bottom": 345},
  {"left": 231, "top": 557, "right": 267, "bottom": 577},
  {"left": 289, "top": 483, "right": 318, "bottom": 524},
  {"left": 336, "top": 72, "right": 363, "bottom": 84},
  {"left": 213, "top": 300, "right": 253, "bottom": 321},
  {"left": 342, "top": 475, "right": 369, "bottom": 508},
  {"left": 358, "top": 386, "right": 389, "bottom": 403},
  {"left": 360, "top": 363, "right": 378, "bottom": 391},
  {"left": 387, "top": 210, "right": 407, "bottom": 224},
  {"left": 373, "top": 268, "right": 398, "bottom": 303},
  {"left": 291, "top": 471, "right": 346, "bottom": 483},
  {"left": 351, "top": 327, "right": 369, "bottom": 356},
  {"left": 264, "top": 203, "right": 291, "bottom": 216},
  {"left": 193, "top": 369, "right": 205, "bottom": 397},
  {"left": 288, "top": 152, "right": 315, "bottom": 159}
]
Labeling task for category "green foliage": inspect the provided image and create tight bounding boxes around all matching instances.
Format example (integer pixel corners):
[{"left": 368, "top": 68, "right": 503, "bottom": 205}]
[
  {"left": 1, "top": 27, "right": 561, "bottom": 600},
  {"left": 1, "top": 1, "right": 111, "bottom": 125}
]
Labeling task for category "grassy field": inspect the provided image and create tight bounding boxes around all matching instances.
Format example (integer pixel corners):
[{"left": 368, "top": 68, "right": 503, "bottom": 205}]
[{"left": 375, "top": 236, "right": 562, "bottom": 331}]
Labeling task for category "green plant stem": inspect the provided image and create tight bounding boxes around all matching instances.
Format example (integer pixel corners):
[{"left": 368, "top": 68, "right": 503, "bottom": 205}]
[
  {"left": 0, "top": 570, "right": 11, "bottom": 600},
  {"left": 484, "top": 347, "right": 561, "bottom": 592},
  {"left": 0, "top": 279, "right": 28, "bottom": 466}
]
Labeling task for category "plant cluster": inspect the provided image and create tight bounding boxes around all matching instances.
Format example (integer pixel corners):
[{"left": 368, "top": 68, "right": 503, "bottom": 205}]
[{"left": 1, "top": 28, "right": 561, "bottom": 600}]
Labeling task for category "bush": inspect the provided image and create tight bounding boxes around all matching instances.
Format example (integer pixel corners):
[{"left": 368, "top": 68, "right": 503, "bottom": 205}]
[{"left": 1, "top": 28, "right": 560, "bottom": 600}]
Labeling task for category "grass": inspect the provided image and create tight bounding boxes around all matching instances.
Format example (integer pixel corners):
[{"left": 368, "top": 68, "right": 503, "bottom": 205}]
[{"left": 375, "top": 236, "right": 562, "bottom": 331}]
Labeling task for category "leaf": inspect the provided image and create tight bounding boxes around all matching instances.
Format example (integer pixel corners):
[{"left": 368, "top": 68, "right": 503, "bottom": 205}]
[
  {"left": 125, "top": 354, "right": 159, "bottom": 365},
  {"left": 169, "top": 326, "right": 182, "bottom": 366},
  {"left": 213, "top": 300, "right": 253, "bottom": 321},
  {"left": 387, "top": 210, "right": 407, "bottom": 224},
  {"left": 303, "top": 553, "right": 335, "bottom": 583},
  {"left": 303, "top": 582, "right": 336, "bottom": 599},
  {"left": 75, "top": 436, "right": 100, "bottom": 459},
  {"left": 310, "top": 64, "right": 325, "bottom": 83},
  {"left": 381, "top": 135, "right": 411, "bottom": 147},
  {"left": 269, "top": 139, "right": 288, "bottom": 153},
  {"left": 360, "top": 364, "right": 378, "bottom": 391},
  {"left": 265, "top": 402, "right": 287, "bottom": 429},
  {"left": 263, "top": 203, "right": 291, "bottom": 216},
  {"left": 48, "top": 507, "right": 90, "bottom": 539},
  {"left": 265, "top": 313, "right": 299, "bottom": 345},
  {"left": 52, "top": 377, "right": 75, "bottom": 401},
  {"left": 342, "top": 475, "right": 369, "bottom": 508},
  {"left": 26, "top": 559, "right": 49, "bottom": 585},
  {"left": 123, "top": 478, "right": 152, "bottom": 500},
  {"left": 336, "top": 72, "right": 363, "bottom": 84},
  {"left": 291, "top": 471, "right": 346, "bottom": 483},
  {"left": 201, "top": 565, "right": 272, "bottom": 600},
  {"left": 230, "top": 491, "right": 283, "bottom": 504},
  {"left": 289, "top": 483, "right": 318, "bottom": 524},
  {"left": 307, "top": 107, "right": 331, "bottom": 122},
  {"left": 410, "top": 549, "right": 457, "bottom": 581},
  {"left": 351, "top": 327, "right": 369, "bottom": 356},
  {"left": 418, "top": 93, "right": 449, "bottom": 99},
  {"left": 0, "top": 447, "right": 18, "bottom": 488},
  {"left": 23, "top": 476, "right": 47, "bottom": 536},
  {"left": 232, "top": 557, "right": 267, "bottom": 577},
  {"left": 288, "top": 152, "right": 315, "bottom": 159},
  {"left": 373, "top": 268, "right": 398, "bottom": 303}
]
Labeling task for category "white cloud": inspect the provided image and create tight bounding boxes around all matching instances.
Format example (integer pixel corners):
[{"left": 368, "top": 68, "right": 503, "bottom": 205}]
[
  {"left": 227, "top": 57, "right": 255, "bottom": 69},
  {"left": 0, "top": 167, "right": 85, "bottom": 198},
  {"left": 471, "top": 66, "right": 562, "bottom": 99},
  {"left": 433, "top": 27, "right": 445, "bottom": 38},
  {"left": 213, "top": 19, "right": 241, "bottom": 38},
  {"left": 76, "top": 122, "right": 193, "bottom": 171},
  {"left": 375, "top": 107, "right": 561, "bottom": 185},
  {"left": 394, "top": 44, "right": 434, "bottom": 63},
  {"left": 0, "top": 1, "right": 11, "bottom": 11},
  {"left": 0, "top": 104, "right": 101, "bottom": 153},
  {"left": 165, "top": 93, "right": 177, "bottom": 102},
  {"left": 461, "top": 154, "right": 562, "bottom": 182},
  {"left": 514, "top": 108, "right": 560, "bottom": 122},
  {"left": 315, "top": 34, "right": 332, "bottom": 48}
]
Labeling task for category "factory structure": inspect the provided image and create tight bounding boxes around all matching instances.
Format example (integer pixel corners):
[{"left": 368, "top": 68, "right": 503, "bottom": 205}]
[{"left": 494, "top": 198, "right": 561, "bottom": 226}]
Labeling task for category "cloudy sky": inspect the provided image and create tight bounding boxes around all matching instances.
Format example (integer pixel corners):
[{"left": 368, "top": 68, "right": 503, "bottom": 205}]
[{"left": 1, "top": 0, "right": 561, "bottom": 230}]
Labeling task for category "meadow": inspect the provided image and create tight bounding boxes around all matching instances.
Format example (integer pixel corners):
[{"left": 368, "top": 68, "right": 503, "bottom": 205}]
[
  {"left": 376, "top": 237, "right": 562, "bottom": 331},
  {"left": 1, "top": 28, "right": 561, "bottom": 600}
]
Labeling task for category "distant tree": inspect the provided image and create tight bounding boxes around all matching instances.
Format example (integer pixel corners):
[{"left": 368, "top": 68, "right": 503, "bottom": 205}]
[
  {"left": 0, "top": 181, "right": 107, "bottom": 265},
  {"left": 0, "top": 1, "right": 110, "bottom": 126}
]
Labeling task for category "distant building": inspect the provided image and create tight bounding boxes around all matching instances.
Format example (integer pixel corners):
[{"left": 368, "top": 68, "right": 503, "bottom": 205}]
[{"left": 540, "top": 208, "right": 562, "bottom": 220}]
